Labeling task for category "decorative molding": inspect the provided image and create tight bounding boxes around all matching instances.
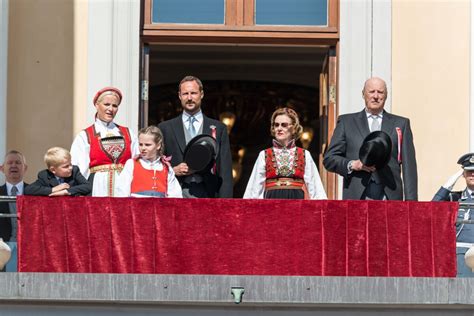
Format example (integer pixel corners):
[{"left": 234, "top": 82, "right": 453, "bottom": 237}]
[{"left": 3, "top": 273, "right": 474, "bottom": 311}]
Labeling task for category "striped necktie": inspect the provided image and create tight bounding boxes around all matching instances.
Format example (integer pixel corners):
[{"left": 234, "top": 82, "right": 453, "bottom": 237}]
[
  {"left": 9, "top": 185, "right": 18, "bottom": 241},
  {"left": 10, "top": 185, "right": 18, "bottom": 196}
]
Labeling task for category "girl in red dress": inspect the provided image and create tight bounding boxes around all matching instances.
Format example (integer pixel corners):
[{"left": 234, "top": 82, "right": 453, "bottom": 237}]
[{"left": 116, "top": 126, "right": 182, "bottom": 198}]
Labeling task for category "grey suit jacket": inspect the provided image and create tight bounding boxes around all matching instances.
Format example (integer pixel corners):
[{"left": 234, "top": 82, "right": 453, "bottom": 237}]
[
  {"left": 158, "top": 114, "right": 233, "bottom": 198},
  {"left": 323, "top": 109, "right": 418, "bottom": 200}
]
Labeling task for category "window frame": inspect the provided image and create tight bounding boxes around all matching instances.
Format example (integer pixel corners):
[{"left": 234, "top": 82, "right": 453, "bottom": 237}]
[{"left": 142, "top": 0, "right": 339, "bottom": 44}]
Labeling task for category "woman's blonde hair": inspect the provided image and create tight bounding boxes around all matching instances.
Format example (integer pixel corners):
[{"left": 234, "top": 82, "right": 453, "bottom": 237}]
[
  {"left": 96, "top": 91, "right": 121, "bottom": 105},
  {"left": 44, "top": 147, "right": 71, "bottom": 168},
  {"left": 138, "top": 125, "right": 164, "bottom": 156},
  {"left": 270, "top": 107, "right": 303, "bottom": 140}
]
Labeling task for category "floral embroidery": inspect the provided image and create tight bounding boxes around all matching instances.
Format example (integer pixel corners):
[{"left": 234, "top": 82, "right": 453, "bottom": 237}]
[{"left": 273, "top": 147, "right": 297, "bottom": 177}]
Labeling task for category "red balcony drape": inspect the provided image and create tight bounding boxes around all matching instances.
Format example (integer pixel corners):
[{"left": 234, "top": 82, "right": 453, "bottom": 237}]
[{"left": 17, "top": 196, "right": 457, "bottom": 276}]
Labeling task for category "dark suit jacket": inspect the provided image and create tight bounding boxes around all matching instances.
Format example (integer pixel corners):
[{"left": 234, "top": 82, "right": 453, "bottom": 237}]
[
  {"left": 0, "top": 183, "right": 28, "bottom": 241},
  {"left": 158, "top": 114, "right": 233, "bottom": 198},
  {"left": 323, "top": 109, "right": 418, "bottom": 200},
  {"left": 24, "top": 165, "right": 92, "bottom": 196}
]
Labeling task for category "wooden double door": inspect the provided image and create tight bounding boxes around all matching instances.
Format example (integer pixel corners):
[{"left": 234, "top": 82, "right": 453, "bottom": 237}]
[{"left": 140, "top": 44, "right": 338, "bottom": 198}]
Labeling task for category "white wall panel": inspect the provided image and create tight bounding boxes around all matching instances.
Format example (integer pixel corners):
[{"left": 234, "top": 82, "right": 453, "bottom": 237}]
[
  {"left": 88, "top": 0, "right": 140, "bottom": 133},
  {"left": 340, "top": 0, "right": 392, "bottom": 115}
]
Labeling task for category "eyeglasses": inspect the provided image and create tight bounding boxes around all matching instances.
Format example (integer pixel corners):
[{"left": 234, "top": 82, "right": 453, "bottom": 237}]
[{"left": 273, "top": 122, "right": 292, "bottom": 128}]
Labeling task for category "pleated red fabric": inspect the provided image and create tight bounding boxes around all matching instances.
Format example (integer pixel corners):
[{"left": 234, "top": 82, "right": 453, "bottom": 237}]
[{"left": 17, "top": 196, "right": 457, "bottom": 276}]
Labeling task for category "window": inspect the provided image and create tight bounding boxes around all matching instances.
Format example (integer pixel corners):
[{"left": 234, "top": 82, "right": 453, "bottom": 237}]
[
  {"left": 152, "top": 0, "right": 225, "bottom": 24},
  {"left": 255, "top": 0, "right": 327, "bottom": 26}
]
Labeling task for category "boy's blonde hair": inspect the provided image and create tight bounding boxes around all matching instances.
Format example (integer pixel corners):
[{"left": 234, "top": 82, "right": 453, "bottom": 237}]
[{"left": 44, "top": 147, "right": 71, "bottom": 168}]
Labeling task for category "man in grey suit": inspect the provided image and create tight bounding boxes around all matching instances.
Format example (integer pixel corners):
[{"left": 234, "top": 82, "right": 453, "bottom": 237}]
[
  {"left": 158, "top": 76, "right": 233, "bottom": 198},
  {"left": 323, "top": 77, "right": 418, "bottom": 200}
]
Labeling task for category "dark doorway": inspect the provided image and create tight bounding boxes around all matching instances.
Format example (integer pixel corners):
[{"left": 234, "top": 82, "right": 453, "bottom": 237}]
[{"left": 147, "top": 44, "right": 328, "bottom": 197}]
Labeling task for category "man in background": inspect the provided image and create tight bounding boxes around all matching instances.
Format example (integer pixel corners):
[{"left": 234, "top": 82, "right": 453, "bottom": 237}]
[{"left": 0, "top": 150, "right": 28, "bottom": 271}]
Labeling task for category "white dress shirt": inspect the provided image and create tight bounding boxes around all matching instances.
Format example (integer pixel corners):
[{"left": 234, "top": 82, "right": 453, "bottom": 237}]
[
  {"left": 366, "top": 110, "right": 383, "bottom": 132},
  {"left": 182, "top": 110, "right": 203, "bottom": 134},
  {"left": 6, "top": 182, "right": 24, "bottom": 196}
]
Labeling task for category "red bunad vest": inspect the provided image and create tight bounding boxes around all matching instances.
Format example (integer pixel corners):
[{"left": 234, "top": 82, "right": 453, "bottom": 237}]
[
  {"left": 85, "top": 124, "right": 132, "bottom": 196},
  {"left": 264, "top": 147, "right": 308, "bottom": 198},
  {"left": 131, "top": 159, "right": 168, "bottom": 197}
]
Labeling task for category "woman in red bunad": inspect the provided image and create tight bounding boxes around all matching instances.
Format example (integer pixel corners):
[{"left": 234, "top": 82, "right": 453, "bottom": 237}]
[
  {"left": 244, "top": 107, "right": 327, "bottom": 200},
  {"left": 70, "top": 87, "right": 139, "bottom": 197}
]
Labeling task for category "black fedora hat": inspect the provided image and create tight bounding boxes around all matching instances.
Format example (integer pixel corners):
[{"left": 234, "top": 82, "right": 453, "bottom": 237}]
[
  {"left": 359, "top": 131, "right": 392, "bottom": 169},
  {"left": 184, "top": 134, "right": 217, "bottom": 172}
]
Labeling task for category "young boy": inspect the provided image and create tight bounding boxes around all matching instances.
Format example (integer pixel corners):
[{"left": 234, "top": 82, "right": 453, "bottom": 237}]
[{"left": 25, "top": 147, "right": 91, "bottom": 196}]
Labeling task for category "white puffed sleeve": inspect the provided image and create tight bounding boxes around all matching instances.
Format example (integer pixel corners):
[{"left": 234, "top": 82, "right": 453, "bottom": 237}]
[
  {"left": 304, "top": 150, "right": 327, "bottom": 199},
  {"left": 167, "top": 166, "right": 183, "bottom": 198},
  {"left": 243, "top": 151, "right": 266, "bottom": 199},
  {"left": 115, "top": 159, "right": 134, "bottom": 197},
  {"left": 70, "top": 130, "right": 91, "bottom": 179}
]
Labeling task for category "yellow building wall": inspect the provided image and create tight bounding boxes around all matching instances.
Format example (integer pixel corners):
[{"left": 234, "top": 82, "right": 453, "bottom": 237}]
[
  {"left": 392, "top": 0, "right": 470, "bottom": 200},
  {"left": 7, "top": 0, "right": 87, "bottom": 182}
]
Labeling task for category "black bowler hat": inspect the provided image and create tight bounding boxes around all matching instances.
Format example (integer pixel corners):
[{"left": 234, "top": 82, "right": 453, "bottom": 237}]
[
  {"left": 457, "top": 153, "right": 474, "bottom": 170},
  {"left": 184, "top": 134, "right": 217, "bottom": 172},
  {"left": 359, "top": 131, "right": 392, "bottom": 169}
]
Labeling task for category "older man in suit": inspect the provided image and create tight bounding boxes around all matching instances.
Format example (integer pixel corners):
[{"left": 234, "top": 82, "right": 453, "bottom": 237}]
[
  {"left": 0, "top": 150, "right": 28, "bottom": 272},
  {"left": 323, "top": 77, "right": 418, "bottom": 200},
  {"left": 0, "top": 150, "right": 28, "bottom": 242},
  {"left": 158, "top": 76, "right": 233, "bottom": 198}
]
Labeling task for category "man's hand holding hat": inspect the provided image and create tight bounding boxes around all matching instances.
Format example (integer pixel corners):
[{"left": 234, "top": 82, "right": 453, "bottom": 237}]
[
  {"left": 358, "top": 131, "right": 392, "bottom": 171},
  {"left": 349, "top": 160, "right": 376, "bottom": 173},
  {"left": 183, "top": 134, "right": 217, "bottom": 173},
  {"left": 173, "top": 162, "right": 193, "bottom": 177}
]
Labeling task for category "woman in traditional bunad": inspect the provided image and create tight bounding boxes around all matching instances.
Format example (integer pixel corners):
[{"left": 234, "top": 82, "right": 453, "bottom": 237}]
[
  {"left": 244, "top": 107, "right": 327, "bottom": 200},
  {"left": 71, "top": 87, "right": 139, "bottom": 196}
]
